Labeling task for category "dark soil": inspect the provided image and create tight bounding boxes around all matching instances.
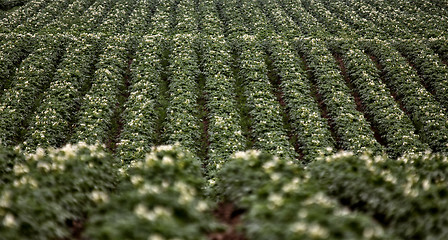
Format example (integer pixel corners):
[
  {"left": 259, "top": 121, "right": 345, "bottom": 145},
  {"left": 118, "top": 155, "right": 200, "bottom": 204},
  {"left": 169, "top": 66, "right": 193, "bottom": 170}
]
[
  {"left": 368, "top": 54, "right": 409, "bottom": 115},
  {"left": 332, "top": 52, "right": 387, "bottom": 147},
  {"left": 105, "top": 56, "right": 133, "bottom": 152},
  {"left": 209, "top": 202, "right": 246, "bottom": 240},
  {"left": 264, "top": 51, "right": 304, "bottom": 161},
  {"left": 299, "top": 55, "right": 343, "bottom": 151},
  {"left": 65, "top": 218, "right": 87, "bottom": 240}
]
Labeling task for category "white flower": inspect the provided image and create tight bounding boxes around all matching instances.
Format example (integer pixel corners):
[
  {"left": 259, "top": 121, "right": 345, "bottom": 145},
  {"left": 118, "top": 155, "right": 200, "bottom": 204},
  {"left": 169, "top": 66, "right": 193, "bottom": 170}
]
[
  {"left": 3, "top": 213, "right": 17, "bottom": 228},
  {"left": 147, "top": 234, "right": 165, "bottom": 240},
  {"left": 90, "top": 191, "right": 109, "bottom": 203},
  {"left": 13, "top": 164, "right": 29, "bottom": 175},
  {"left": 162, "top": 155, "right": 174, "bottom": 165}
]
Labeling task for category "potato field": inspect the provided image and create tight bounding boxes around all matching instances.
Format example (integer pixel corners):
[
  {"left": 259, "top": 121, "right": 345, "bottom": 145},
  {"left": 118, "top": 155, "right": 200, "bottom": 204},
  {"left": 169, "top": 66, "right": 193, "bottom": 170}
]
[{"left": 1, "top": 0, "right": 448, "bottom": 239}]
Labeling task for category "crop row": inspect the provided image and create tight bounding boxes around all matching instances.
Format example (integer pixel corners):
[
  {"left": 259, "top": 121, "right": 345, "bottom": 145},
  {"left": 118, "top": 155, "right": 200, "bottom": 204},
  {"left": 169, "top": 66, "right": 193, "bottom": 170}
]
[
  {"left": 88, "top": 145, "right": 216, "bottom": 240},
  {"left": 330, "top": 41, "right": 427, "bottom": 157},
  {"left": 310, "top": 151, "right": 448, "bottom": 239},
  {"left": 297, "top": 38, "right": 383, "bottom": 154},
  {"left": 0, "top": 37, "right": 64, "bottom": 146},
  {"left": 22, "top": 35, "right": 100, "bottom": 151},
  {"left": 0, "top": 0, "right": 49, "bottom": 33},
  {"left": 393, "top": 40, "right": 448, "bottom": 111},
  {"left": 222, "top": 0, "right": 297, "bottom": 160},
  {"left": 255, "top": 0, "right": 336, "bottom": 161},
  {"left": 199, "top": 0, "right": 245, "bottom": 174},
  {"left": 361, "top": 40, "right": 448, "bottom": 152},
  {"left": 212, "top": 150, "right": 393, "bottom": 239}
]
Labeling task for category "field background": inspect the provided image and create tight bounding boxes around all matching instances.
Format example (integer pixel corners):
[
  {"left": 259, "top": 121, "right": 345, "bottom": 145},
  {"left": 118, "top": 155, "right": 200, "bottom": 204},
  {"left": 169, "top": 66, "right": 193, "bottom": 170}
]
[{"left": 0, "top": 0, "right": 448, "bottom": 239}]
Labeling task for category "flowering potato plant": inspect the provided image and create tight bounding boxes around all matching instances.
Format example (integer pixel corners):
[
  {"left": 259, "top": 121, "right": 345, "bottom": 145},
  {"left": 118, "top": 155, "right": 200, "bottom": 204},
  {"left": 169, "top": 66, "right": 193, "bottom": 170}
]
[
  {"left": 310, "top": 151, "right": 448, "bottom": 239},
  {"left": 86, "top": 145, "right": 218, "bottom": 240},
  {"left": 213, "top": 150, "right": 394, "bottom": 239},
  {"left": 0, "top": 143, "right": 119, "bottom": 240}
]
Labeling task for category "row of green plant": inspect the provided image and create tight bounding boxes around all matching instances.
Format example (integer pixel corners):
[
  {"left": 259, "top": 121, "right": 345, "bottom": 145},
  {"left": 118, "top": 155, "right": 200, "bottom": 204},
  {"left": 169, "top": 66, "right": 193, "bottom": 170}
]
[
  {"left": 117, "top": 35, "right": 160, "bottom": 163},
  {"left": 310, "top": 150, "right": 448, "bottom": 239},
  {"left": 330, "top": 41, "right": 428, "bottom": 157},
  {"left": 87, "top": 144, "right": 217, "bottom": 240},
  {"left": 361, "top": 40, "right": 448, "bottom": 153},
  {"left": 163, "top": 0, "right": 201, "bottom": 158},
  {"left": 199, "top": 0, "right": 245, "bottom": 174},
  {"left": 12, "top": 0, "right": 75, "bottom": 34},
  {"left": 116, "top": 0, "right": 163, "bottom": 163},
  {"left": 22, "top": 35, "right": 100, "bottom": 151},
  {"left": 393, "top": 40, "right": 448, "bottom": 111},
  {"left": 0, "top": 143, "right": 119, "bottom": 240},
  {"left": 256, "top": 0, "right": 335, "bottom": 162},
  {"left": 0, "top": 37, "right": 65, "bottom": 146},
  {"left": 362, "top": 0, "right": 448, "bottom": 38},
  {"left": 297, "top": 38, "right": 383, "bottom": 154},
  {"left": 0, "top": 33, "right": 36, "bottom": 94},
  {"left": 225, "top": 0, "right": 297, "bottom": 160},
  {"left": 212, "top": 150, "right": 395, "bottom": 239},
  {"left": 0, "top": 0, "right": 49, "bottom": 32},
  {"left": 70, "top": 36, "right": 127, "bottom": 144}
]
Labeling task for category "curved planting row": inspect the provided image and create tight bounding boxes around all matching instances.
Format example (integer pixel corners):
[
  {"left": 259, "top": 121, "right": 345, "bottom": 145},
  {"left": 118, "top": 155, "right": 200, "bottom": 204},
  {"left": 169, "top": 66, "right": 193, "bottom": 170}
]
[
  {"left": 0, "top": 37, "right": 64, "bottom": 146},
  {"left": 268, "top": 36, "right": 335, "bottom": 162},
  {"left": 310, "top": 151, "right": 448, "bottom": 239},
  {"left": 330, "top": 41, "right": 427, "bottom": 157},
  {"left": 212, "top": 150, "right": 394, "bottom": 239},
  {"left": 393, "top": 40, "right": 448, "bottom": 111},
  {"left": 0, "top": 33, "right": 36, "bottom": 94},
  {"left": 276, "top": 0, "right": 328, "bottom": 38},
  {"left": 70, "top": 36, "right": 127, "bottom": 145},
  {"left": 318, "top": 0, "right": 386, "bottom": 39},
  {"left": 301, "top": 0, "right": 356, "bottom": 38},
  {"left": 68, "top": 0, "right": 115, "bottom": 33},
  {"left": 361, "top": 40, "right": 448, "bottom": 152},
  {"left": 258, "top": 0, "right": 301, "bottom": 39},
  {"left": 97, "top": 0, "right": 135, "bottom": 35},
  {"left": 363, "top": 0, "right": 448, "bottom": 38},
  {"left": 38, "top": 0, "right": 97, "bottom": 33},
  {"left": 12, "top": 0, "right": 75, "bottom": 34},
  {"left": 344, "top": 0, "right": 409, "bottom": 38},
  {"left": 22, "top": 35, "right": 100, "bottom": 151},
  {"left": 297, "top": 38, "right": 383, "bottom": 154}
]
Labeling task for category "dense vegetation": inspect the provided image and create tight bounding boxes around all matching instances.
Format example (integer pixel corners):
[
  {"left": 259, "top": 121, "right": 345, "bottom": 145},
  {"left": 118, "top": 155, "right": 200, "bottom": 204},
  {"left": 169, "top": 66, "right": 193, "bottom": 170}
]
[{"left": 0, "top": 0, "right": 447, "bottom": 239}]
